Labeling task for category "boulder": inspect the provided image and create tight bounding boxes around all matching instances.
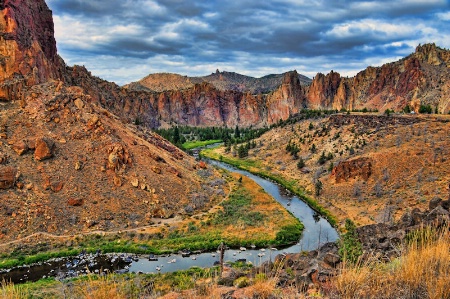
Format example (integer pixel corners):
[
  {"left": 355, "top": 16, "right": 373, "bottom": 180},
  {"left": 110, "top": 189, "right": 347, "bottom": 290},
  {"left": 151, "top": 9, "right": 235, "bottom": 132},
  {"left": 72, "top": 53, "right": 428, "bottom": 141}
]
[
  {"left": 131, "top": 177, "right": 139, "bottom": 187},
  {"left": 68, "top": 198, "right": 83, "bottom": 206},
  {"left": 429, "top": 197, "right": 442, "bottom": 210},
  {"left": 0, "top": 166, "right": 17, "bottom": 189},
  {"left": 13, "top": 140, "right": 29, "bottom": 155},
  {"left": 324, "top": 252, "right": 340, "bottom": 266},
  {"left": 34, "top": 138, "right": 54, "bottom": 161},
  {"left": 50, "top": 181, "right": 64, "bottom": 193}
]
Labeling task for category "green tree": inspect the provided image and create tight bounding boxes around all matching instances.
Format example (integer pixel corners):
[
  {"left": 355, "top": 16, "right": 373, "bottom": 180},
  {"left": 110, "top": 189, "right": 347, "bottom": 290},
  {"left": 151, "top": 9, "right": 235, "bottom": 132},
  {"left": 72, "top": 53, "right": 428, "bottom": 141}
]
[
  {"left": 315, "top": 179, "right": 323, "bottom": 196},
  {"left": 234, "top": 125, "right": 241, "bottom": 138},
  {"left": 318, "top": 151, "right": 327, "bottom": 165},
  {"left": 173, "top": 126, "right": 180, "bottom": 144},
  {"left": 297, "top": 157, "right": 305, "bottom": 169},
  {"left": 338, "top": 219, "right": 362, "bottom": 264}
]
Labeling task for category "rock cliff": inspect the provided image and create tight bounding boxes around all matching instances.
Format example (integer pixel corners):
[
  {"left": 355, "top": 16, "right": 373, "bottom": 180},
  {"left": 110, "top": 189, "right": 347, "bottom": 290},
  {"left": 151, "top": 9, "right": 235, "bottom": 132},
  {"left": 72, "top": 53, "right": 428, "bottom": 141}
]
[
  {"left": 0, "top": 0, "right": 64, "bottom": 101},
  {"left": 123, "top": 44, "right": 450, "bottom": 128},
  {"left": 307, "top": 44, "right": 450, "bottom": 113}
]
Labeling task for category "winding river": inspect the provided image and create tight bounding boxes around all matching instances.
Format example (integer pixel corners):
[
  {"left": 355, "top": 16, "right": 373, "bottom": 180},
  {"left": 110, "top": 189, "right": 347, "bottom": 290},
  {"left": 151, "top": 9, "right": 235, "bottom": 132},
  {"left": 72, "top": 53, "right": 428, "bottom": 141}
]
[{"left": 1, "top": 149, "right": 339, "bottom": 283}]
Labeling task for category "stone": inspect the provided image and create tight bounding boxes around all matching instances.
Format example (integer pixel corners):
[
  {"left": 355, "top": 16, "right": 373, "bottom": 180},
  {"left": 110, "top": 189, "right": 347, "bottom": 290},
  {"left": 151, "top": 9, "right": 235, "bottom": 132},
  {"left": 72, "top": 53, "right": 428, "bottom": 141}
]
[
  {"left": 51, "top": 181, "right": 64, "bottom": 193},
  {"left": 152, "top": 166, "right": 161, "bottom": 174},
  {"left": 399, "top": 211, "right": 414, "bottom": 227},
  {"left": 34, "top": 138, "right": 54, "bottom": 161},
  {"left": 74, "top": 161, "right": 82, "bottom": 170},
  {"left": 74, "top": 98, "right": 84, "bottom": 109},
  {"left": 68, "top": 198, "right": 83, "bottom": 206},
  {"left": 113, "top": 175, "right": 122, "bottom": 187},
  {"left": 87, "top": 115, "right": 99, "bottom": 129},
  {"left": 441, "top": 200, "right": 450, "bottom": 211},
  {"left": 429, "top": 197, "right": 442, "bottom": 210},
  {"left": 13, "top": 140, "right": 29, "bottom": 155},
  {"left": 198, "top": 161, "right": 207, "bottom": 169},
  {"left": 131, "top": 177, "right": 139, "bottom": 187},
  {"left": 323, "top": 253, "right": 340, "bottom": 266},
  {"left": 331, "top": 157, "right": 373, "bottom": 183},
  {"left": 0, "top": 166, "right": 17, "bottom": 189}
]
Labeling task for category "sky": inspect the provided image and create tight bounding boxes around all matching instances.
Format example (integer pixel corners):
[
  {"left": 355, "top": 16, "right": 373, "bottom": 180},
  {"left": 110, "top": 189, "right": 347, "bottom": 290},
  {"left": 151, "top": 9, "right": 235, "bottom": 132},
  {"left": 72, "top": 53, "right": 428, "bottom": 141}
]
[{"left": 46, "top": 0, "right": 450, "bottom": 85}]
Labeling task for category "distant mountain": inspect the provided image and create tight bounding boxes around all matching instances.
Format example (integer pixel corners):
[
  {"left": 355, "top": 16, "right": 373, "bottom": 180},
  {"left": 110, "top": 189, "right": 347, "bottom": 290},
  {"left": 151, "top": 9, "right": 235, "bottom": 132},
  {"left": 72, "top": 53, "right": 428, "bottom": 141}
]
[{"left": 124, "top": 70, "right": 312, "bottom": 94}]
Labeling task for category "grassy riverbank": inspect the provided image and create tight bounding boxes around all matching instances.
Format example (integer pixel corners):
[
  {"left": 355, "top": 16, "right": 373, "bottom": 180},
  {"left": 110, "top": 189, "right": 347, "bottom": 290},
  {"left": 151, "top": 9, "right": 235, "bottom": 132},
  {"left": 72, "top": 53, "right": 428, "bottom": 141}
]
[
  {"left": 201, "top": 147, "right": 337, "bottom": 227},
  {"left": 182, "top": 139, "right": 222, "bottom": 150},
  {"left": 0, "top": 171, "right": 301, "bottom": 270},
  {"left": 4, "top": 225, "right": 447, "bottom": 298}
]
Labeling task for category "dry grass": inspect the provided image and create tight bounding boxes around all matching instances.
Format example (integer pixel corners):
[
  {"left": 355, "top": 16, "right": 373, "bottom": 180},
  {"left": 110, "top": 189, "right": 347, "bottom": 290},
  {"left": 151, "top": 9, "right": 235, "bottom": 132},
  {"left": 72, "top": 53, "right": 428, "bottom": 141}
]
[
  {"left": 332, "top": 226, "right": 450, "bottom": 299},
  {"left": 70, "top": 274, "right": 131, "bottom": 299},
  {"left": 1, "top": 281, "right": 28, "bottom": 299}
]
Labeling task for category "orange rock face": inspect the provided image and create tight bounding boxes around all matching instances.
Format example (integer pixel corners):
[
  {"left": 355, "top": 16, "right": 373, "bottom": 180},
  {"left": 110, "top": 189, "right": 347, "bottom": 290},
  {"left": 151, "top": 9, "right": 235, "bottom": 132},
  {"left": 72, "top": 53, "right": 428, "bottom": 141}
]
[
  {"left": 0, "top": 0, "right": 64, "bottom": 101},
  {"left": 331, "top": 157, "right": 373, "bottom": 183}
]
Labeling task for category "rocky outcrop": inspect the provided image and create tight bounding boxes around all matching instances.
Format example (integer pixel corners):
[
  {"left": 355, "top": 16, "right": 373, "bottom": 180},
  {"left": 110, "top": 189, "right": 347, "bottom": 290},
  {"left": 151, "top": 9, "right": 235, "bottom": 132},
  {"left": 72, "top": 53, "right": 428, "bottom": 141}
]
[
  {"left": 125, "top": 70, "right": 312, "bottom": 94},
  {"left": 356, "top": 198, "right": 449, "bottom": 259},
  {"left": 120, "top": 44, "right": 450, "bottom": 128},
  {"left": 0, "top": 0, "right": 64, "bottom": 101},
  {"left": 306, "top": 44, "right": 450, "bottom": 113},
  {"left": 0, "top": 166, "right": 17, "bottom": 189},
  {"left": 331, "top": 157, "right": 373, "bottom": 183}
]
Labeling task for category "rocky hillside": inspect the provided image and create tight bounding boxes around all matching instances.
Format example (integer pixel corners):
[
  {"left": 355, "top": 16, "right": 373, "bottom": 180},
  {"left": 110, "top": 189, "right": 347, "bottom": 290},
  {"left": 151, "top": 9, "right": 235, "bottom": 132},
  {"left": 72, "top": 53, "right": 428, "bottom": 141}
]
[
  {"left": 125, "top": 70, "right": 312, "bottom": 93},
  {"left": 0, "top": 0, "right": 225, "bottom": 242},
  {"left": 208, "top": 113, "right": 450, "bottom": 227}
]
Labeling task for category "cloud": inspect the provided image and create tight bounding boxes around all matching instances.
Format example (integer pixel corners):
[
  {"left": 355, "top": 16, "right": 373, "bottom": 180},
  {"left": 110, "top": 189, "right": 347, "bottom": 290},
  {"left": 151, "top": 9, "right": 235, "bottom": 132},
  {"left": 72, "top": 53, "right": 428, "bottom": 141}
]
[{"left": 47, "top": 0, "right": 450, "bottom": 85}]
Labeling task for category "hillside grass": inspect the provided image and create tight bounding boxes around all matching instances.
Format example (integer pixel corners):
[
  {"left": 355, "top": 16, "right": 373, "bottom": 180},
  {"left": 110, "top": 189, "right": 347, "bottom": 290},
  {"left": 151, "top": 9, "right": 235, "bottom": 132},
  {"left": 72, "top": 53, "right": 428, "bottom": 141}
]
[{"left": 332, "top": 225, "right": 450, "bottom": 299}]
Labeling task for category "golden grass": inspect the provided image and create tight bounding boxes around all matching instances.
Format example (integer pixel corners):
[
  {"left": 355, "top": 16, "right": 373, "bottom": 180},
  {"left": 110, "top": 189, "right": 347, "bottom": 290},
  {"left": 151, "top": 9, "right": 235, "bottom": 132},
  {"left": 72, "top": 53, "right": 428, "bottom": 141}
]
[
  {"left": 70, "top": 274, "right": 131, "bottom": 299},
  {"left": 1, "top": 281, "right": 29, "bottom": 299},
  {"left": 333, "top": 226, "right": 450, "bottom": 299}
]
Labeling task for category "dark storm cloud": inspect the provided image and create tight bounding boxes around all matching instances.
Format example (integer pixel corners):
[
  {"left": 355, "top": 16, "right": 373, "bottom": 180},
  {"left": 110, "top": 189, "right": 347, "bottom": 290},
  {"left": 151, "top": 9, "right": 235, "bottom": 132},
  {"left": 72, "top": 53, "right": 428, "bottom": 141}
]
[{"left": 46, "top": 0, "right": 450, "bottom": 85}]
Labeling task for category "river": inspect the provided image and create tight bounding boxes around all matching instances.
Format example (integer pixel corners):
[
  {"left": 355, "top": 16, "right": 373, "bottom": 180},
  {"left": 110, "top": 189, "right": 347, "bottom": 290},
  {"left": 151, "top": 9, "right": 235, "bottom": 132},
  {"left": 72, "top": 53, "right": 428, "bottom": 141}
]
[{"left": 0, "top": 148, "right": 339, "bottom": 283}]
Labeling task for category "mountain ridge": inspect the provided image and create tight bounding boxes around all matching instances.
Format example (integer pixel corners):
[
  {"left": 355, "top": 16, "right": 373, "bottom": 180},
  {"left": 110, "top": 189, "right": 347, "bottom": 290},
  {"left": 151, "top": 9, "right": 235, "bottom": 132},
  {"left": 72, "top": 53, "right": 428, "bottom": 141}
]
[{"left": 124, "top": 70, "right": 312, "bottom": 94}]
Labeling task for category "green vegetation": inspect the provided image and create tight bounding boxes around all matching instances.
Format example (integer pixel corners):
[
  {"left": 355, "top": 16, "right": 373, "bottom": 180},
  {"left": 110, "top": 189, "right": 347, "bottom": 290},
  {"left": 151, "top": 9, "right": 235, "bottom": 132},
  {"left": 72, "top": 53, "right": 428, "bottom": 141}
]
[
  {"left": 1, "top": 267, "right": 222, "bottom": 298},
  {"left": 275, "top": 224, "right": 304, "bottom": 244},
  {"left": 418, "top": 104, "right": 433, "bottom": 114},
  {"left": 338, "top": 219, "right": 362, "bottom": 264},
  {"left": 201, "top": 148, "right": 337, "bottom": 227},
  {"left": 155, "top": 109, "right": 339, "bottom": 150},
  {"left": 182, "top": 139, "right": 222, "bottom": 150},
  {"left": 212, "top": 189, "right": 265, "bottom": 227}
]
